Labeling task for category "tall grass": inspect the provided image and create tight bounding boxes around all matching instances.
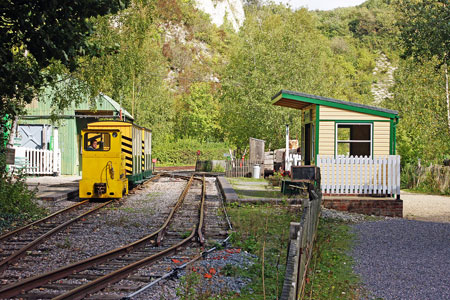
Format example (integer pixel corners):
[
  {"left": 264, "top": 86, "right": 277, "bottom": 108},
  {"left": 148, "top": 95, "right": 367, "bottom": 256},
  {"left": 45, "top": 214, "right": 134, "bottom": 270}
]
[{"left": 401, "top": 163, "right": 450, "bottom": 195}]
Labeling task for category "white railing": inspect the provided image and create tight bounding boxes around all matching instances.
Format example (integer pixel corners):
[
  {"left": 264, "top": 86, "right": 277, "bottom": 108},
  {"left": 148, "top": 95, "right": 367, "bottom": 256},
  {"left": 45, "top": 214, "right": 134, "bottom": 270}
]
[
  {"left": 317, "top": 155, "right": 401, "bottom": 196},
  {"left": 11, "top": 147, "right": 61, "bottom": 175}
]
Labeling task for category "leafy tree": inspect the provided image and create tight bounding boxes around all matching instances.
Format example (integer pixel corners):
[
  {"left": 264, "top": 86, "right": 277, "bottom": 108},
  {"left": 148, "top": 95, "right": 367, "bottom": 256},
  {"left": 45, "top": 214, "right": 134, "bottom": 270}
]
[
  {"left": 0, "top": 0, "right": 129, "bottom": 148},
  {"left": 174, "top": 82, "right": 221, "bottom": 141},
  {"left": 396, "top": 0, "right": 450, "bottom": 132},
  {"left": 386, "top": 58, "right": 450, "bottom": 163},
  {"left": 78, "top": 1, "right": 175, "bottom": 142},
  {"left": 220, "top": 4, "right": 375, "bottom": 149}
]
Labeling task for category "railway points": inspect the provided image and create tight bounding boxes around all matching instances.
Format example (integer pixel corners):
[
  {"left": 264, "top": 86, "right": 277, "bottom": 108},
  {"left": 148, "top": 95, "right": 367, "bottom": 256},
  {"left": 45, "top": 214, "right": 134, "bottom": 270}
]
[{"left": 0, "top": 173, "right": 233, "bottom": 299}]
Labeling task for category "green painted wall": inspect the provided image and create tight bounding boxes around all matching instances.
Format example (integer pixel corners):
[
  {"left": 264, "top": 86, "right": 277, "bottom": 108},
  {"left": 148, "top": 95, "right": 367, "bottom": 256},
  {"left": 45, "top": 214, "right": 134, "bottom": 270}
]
[{"left": 19, "top": 89, "right": 123, "bottom": 175}]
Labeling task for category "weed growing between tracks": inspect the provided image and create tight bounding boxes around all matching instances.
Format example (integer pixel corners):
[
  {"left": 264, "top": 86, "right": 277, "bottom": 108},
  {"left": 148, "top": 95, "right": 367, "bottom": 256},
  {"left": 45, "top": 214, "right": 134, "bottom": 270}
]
[
  {"left": 227, "top": 204, "right": 300, "bottom": 299},
  {"left": 303, "top": 218, "right": 361, "bottom": 299}
]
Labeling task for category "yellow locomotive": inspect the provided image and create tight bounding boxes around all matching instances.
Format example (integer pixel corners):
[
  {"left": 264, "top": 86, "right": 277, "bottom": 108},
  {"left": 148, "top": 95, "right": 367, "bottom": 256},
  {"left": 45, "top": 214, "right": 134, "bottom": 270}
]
[{"left": 79, "top": 121, "right": 152, "bottom": 199}]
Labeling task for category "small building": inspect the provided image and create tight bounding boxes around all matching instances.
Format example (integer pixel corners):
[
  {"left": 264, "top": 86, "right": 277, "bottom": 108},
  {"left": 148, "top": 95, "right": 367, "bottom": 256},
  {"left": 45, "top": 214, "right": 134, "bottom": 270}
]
[
  {"left": 15, "top": 93, "right": 132, "bottom": 176},
  {"left": 272, "top": 89, "right": 401, "bottom": 199}
]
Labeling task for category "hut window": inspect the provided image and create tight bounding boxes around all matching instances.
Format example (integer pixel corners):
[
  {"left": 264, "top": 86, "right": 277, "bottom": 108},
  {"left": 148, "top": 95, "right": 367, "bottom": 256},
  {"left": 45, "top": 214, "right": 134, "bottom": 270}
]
[{"left": 336, "top": 123, "right": 372, "bottom": 157}]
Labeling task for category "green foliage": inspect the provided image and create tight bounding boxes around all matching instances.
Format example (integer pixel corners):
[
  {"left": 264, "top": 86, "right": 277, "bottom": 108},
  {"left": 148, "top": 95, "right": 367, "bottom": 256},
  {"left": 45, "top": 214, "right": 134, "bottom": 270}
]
[
  {"left": 0, "top": 0, "right": 129, "bottom": 127},
  {"left": 175, "top": 82, "right": 222, "bottom": 141},
  {"left": 212, "top": 164, "right": 225, "bottom": 172},
  {"left": 153, "top": 138, "right": 229, "bottom": 165},
  {"left": 304, "top": 218, "right": 361, "bottom": 299},
  {"left": 220, "top": 4, "right": 380, "bottom": 149},
  {"left": 0, "top": 157, "right": 45, "bottom": 233},
  {"left": 401, "top": 163, "right": 450, "bottom": 195},
  {"left": 385, "top": 58, "right": 450, "bottom": 164},
  {"left": 396, "top": 0, "right": 450, "bottom": 67},
  {"left": 227, "top": 205, "right": 298, "bottom": 298}
]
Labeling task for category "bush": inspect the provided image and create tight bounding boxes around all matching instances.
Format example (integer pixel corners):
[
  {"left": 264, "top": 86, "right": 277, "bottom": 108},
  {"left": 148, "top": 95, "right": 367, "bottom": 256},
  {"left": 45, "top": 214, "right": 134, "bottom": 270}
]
[
  {"left": 0, "top": 155, "right": 44, "bottom": 232},
  {"left": 152, "top": 138, "right": 231, "bottom": 166},
  {"left": 401, "top": 162, "right": 450, "bottom": 195}
]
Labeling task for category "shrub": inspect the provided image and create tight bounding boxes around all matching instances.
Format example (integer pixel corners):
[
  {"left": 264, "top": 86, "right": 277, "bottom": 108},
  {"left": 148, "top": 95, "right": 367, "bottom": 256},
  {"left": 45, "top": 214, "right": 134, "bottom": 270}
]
[
  {"left": 401, "top": 162, "right": 450, "bottom": 195},
  {"left": 0, "top": 155, "right": 44, "bottom": 232},
  {"left": 152, "top": 138, "right": 231, "bottom": 165}
]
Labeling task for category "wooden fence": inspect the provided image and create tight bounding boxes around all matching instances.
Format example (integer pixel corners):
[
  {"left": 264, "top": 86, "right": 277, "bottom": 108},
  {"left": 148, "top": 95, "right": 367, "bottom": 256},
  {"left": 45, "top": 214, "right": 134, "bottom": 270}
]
[
  {"left": 225, "top": 159, "right": 263, "bottom": 177},
  {"left": 281, "top": 186, "right": 322, "bottom": 300},
  {"left": 11, "top": 147, "right": 61, "bottom": 175},
  {"left": 317, "top": 155, "right": 401, "bottom": 196}
]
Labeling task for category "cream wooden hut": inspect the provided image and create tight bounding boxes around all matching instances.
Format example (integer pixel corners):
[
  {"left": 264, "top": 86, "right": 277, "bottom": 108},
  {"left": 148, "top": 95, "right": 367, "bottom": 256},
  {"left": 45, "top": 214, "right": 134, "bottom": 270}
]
[{"left": 272, "top": 90, "right": 400, "bottom": 198}]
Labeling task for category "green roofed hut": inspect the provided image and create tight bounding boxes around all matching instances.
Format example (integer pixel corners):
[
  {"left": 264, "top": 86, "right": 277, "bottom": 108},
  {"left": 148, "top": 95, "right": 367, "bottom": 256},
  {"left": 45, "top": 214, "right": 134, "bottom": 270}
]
[
  {"left": 14, "top": 93, "right": 132, "bottom": 176},
  {"left": 272, "top": 90, "right": 401, "bottom": 202}
]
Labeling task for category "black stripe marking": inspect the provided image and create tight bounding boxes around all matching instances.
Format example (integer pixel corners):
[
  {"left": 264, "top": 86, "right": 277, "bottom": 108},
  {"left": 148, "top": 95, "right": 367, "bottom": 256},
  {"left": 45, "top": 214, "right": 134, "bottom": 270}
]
[
  {"left": 125, "top": 157, "right": 132, "bottom": 162},
  {"left": 122, "top": 142, "right": 132, "bottom": 148},
  {"left": 123, "top": 149, "right": 132, "bottom": 155},
  {"left": 126, "top": 170, "right": 132, "bottom": 174},
  {"left": 123, "top": 136, "right": 132, "bottom": 142},
  {"left": 126, "top": 163, "right": 133, "bottom": 168}
]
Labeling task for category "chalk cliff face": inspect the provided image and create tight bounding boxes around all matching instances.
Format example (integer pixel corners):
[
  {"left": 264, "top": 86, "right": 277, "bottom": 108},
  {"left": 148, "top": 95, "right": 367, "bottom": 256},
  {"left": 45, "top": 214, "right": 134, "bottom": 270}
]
[{"left": 194, "top": 0, "right": 245, "bottom": 31}]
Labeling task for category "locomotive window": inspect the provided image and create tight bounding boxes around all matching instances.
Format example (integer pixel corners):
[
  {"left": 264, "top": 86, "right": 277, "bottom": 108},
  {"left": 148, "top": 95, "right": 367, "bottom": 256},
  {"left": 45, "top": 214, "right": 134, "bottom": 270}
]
[{"left": 84, "top": 133, "right": 111, "bottom": 151}]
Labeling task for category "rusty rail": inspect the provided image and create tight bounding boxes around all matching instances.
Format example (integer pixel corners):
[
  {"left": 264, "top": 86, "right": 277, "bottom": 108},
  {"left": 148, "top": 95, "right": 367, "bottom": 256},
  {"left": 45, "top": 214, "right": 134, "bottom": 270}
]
[
  {"left": 0, "top": 200, "right": 113, "bottom": 273},
  {"left": 0, "top": 175, "right": 194, "bottom": 299},
  {"left": 54, "top": 228, "right": 197, "bottom": 300},
  {"left": 53, "top": 175, "right": 205, "bottom": 300},
  {"left": 0, "top": 200, "right": 89, "bottom": 243},
  {"left": 197, "top": 176, "right": 206, "bottom": 245}
]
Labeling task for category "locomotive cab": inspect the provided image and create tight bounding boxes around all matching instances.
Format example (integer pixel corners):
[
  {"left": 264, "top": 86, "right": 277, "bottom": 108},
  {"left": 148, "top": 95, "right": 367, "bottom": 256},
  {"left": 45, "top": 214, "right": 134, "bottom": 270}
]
[{"left": 79, "top": 129, "right": 128, "bottom": 199}]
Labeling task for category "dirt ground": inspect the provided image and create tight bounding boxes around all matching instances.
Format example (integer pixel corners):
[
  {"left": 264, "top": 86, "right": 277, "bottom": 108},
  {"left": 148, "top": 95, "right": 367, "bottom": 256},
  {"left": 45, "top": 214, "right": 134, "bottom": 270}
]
[{"left": 401, "top": 191, "right": 450, "bottom": 223}]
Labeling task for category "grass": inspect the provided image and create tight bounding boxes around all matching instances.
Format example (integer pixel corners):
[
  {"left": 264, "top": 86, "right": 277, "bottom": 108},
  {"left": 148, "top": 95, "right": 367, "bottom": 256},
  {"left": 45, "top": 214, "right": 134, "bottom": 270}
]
[
  {"left": 303, "top": 217, "right": 361, "bottom": 299},
  {"left": 227, "top": 177, "right": 285, "bottom": 199},
  {"left": 226, "top": 204, "right": 301, "bottom": 299}
]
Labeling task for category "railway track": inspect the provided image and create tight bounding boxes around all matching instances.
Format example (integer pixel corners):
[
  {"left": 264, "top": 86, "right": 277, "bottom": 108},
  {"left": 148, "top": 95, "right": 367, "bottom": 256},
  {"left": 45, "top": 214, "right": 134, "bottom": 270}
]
[
  {"left": 0, "top": 175, "right": 161, "bottom": 284},
  {"left": 0, "top": 174, "right": 231, "bottom": 299},
  {"left": 0, "top": 200, "right": 113, "bottom": 275}
]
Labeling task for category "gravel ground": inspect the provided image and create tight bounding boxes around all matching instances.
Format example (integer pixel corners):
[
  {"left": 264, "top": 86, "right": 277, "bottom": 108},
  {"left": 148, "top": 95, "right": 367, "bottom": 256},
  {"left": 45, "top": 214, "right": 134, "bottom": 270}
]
[
  {"left": 402, "top": 191, "right": 450, "bottom": 223},
  {"left": 321, "top": 207, "right": 370, "bottom": 223},
  {"left": 351, "top": 219, "right": 450, "bottom": 300},
  {"left": 1, "top": 177, "right": 185, "bottom": 283},
  {"left": 133, "top": 248, "right": 256, "bottom": 300}
]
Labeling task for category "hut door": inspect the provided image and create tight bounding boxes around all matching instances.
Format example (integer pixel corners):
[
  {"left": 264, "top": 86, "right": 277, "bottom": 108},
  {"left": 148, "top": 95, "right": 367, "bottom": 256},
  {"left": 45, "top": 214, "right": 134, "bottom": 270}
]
[{"left": 304, "top": 123, "right": 311, "bottom": 165}]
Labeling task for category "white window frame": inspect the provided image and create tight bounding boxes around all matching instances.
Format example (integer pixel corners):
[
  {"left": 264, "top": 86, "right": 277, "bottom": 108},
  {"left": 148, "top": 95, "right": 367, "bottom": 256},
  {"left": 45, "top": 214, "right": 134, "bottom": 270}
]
[{"left": 335, "top": 123, "right": 372, "bottom": 157}]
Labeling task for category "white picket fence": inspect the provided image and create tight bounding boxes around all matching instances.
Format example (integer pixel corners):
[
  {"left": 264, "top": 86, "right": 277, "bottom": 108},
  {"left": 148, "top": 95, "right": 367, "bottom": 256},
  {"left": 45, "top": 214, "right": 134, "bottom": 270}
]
[
  {"left": 317, "top": 155, "right": 401, "bottom": 196},
  {"left": 11, "top": 147, "right": 61, "bottom": 175}
]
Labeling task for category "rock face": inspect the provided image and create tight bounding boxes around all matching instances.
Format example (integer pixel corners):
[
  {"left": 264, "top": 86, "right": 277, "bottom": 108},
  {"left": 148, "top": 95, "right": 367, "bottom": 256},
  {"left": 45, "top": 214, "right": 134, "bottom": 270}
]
[
  {"left": 371, "top": 53, "right": 397, "bottom": 104},
  {"left": 194, "top": 0, "right": 245, "bottom": 31}
]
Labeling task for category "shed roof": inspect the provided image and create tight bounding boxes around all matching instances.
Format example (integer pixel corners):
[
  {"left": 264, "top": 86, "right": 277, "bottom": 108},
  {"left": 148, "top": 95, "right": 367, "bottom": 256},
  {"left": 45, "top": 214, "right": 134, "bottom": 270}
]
[
  {"left": 272, "top": 90, "right": 398, "bottom": 119},
  {"left": 98, "top": 93, "right": 133, "bottom": 121}
]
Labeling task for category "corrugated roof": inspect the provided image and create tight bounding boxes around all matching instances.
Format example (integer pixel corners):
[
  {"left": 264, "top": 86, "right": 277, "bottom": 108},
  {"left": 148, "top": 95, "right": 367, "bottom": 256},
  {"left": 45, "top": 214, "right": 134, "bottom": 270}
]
[
  {"left": 98, "top": 93, "right": 134, "bottom": 121},
  {"left": 272, "top": 89, "right": 398, "bottom": 119}
]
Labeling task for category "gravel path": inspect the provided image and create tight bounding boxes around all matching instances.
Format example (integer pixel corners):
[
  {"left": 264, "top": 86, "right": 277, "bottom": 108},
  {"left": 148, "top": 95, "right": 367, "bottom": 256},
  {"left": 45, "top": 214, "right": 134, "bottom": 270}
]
[
  {"left": 402, "top": 191, "right": 450, "bottom": 223},
  {"left": 351, "top": 219, "right": 450, "bottom": 300}
]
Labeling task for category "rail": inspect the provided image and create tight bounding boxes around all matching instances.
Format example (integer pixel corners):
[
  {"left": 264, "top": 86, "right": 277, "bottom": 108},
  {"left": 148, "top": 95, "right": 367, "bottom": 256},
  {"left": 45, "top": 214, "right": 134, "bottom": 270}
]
[
  {"left": 54, "top": 175, "right": 205, "bottom": 300},
  {"left": 0, "top": 200, "right": 113, "bottom": 273},
  {"left": 123, "top": 175, "right": 234, "bottom": 299},
  {"left": 0, "top": 175, "right": 192, "bottom": 299},
  {"left": 0, "top": 200, "right": 88, "bottom": 242}
]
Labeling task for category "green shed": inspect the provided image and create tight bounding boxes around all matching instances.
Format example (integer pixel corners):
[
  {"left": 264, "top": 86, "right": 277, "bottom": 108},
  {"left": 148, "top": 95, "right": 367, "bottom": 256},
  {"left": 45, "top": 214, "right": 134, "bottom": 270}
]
[{"left": 19, "top": 92, "right": 133, "bottom": 176}]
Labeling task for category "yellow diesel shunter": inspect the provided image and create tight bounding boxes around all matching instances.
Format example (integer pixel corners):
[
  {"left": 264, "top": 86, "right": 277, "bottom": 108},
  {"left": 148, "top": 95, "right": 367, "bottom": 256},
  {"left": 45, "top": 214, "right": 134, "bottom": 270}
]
[{"left": 79, "top": 121, "right": 152, "bottom": 199}]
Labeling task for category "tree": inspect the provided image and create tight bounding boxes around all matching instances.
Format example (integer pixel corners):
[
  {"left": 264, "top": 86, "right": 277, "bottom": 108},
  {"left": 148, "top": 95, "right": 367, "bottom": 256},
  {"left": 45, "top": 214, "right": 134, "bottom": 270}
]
[
  {"left": 220, "top": 4, "right": 373, "bottom": 149},
  {"left": 0, "top": 0, "right": 129, "bottom": 148},
  {"left": 396, "top": 0, "right": 450, "bottom": 132}
]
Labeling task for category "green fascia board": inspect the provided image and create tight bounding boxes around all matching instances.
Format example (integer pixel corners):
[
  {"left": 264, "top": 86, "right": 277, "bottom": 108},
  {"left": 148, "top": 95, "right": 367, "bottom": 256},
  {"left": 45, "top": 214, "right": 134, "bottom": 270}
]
[
  {"left": 315, "top": 105, "right": 319, "bottom": 164},
  {"left": 272, "top": 90, "right": 399, "bottom": 119}
]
